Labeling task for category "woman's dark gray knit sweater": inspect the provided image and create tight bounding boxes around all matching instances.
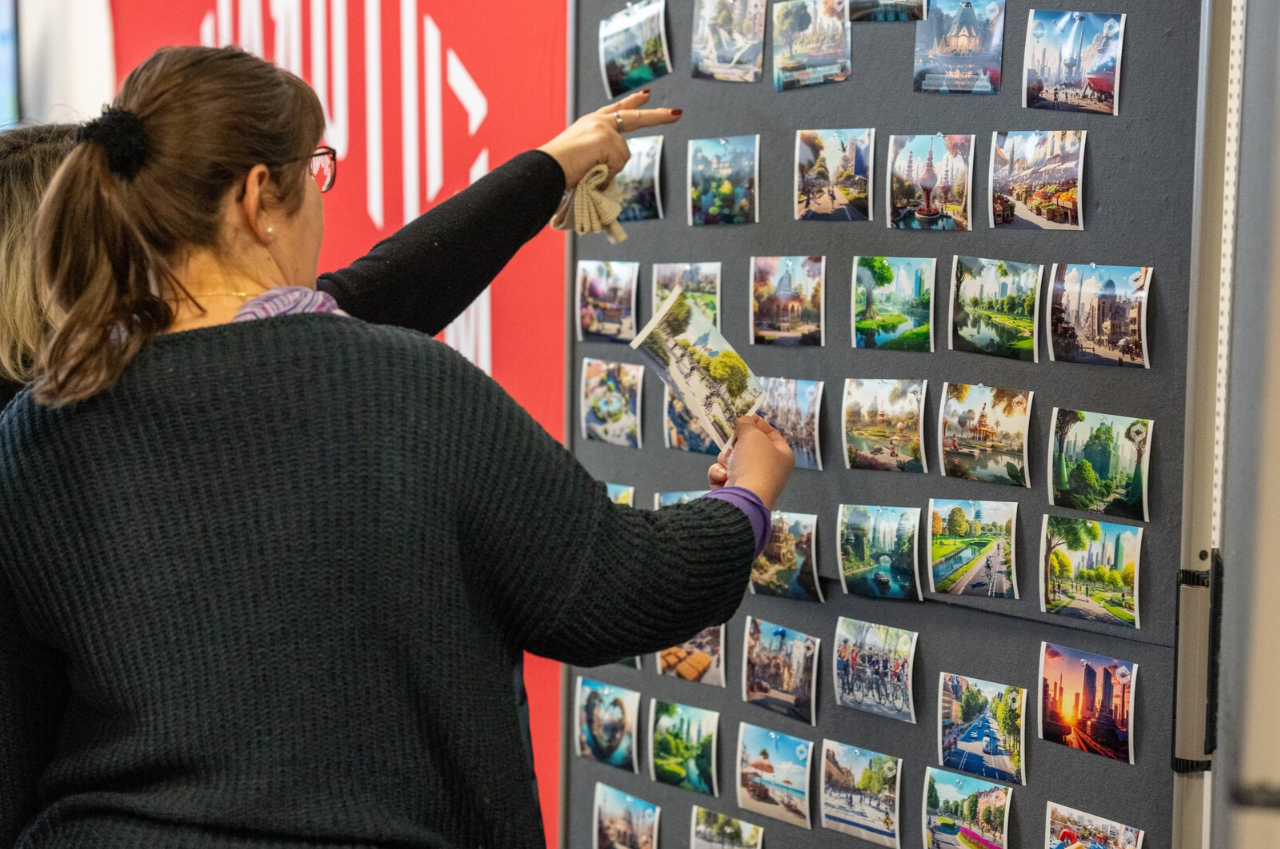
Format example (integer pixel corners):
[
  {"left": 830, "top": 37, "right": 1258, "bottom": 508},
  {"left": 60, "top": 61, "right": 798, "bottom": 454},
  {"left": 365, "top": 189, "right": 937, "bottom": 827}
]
[{"left": 0, "top": 199, "right": 757, "bottom": 849}]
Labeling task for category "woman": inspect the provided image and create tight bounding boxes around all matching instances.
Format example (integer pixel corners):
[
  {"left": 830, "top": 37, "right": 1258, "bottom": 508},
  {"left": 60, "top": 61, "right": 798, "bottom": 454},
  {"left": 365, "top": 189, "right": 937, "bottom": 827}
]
[
  {"left": 0, "top": 46, "right": 792, "bottom": 848},
  {"left": 0, "top": 84, "right": 649, "bottom": 407}
]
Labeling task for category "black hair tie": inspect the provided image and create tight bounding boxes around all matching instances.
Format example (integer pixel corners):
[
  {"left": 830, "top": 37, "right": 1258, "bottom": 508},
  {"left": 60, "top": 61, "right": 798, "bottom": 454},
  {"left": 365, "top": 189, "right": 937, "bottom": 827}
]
[{"left": 78, "top": 107, "right": 149, "bottom": 180}]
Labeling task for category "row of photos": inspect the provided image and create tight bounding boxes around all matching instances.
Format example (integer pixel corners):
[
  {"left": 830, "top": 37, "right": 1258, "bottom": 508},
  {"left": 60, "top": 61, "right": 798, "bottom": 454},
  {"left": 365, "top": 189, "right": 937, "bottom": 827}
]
[
  {"left": 591, "top": 3, "right": 1146, "bottom": 848},
  {"left": 602, "top": 0, "right": 1126, "bottom": 110},
  {"left": 579, "top": 257, "right": 1150, "bottom": 364},
  {"left": 614, "top": 131, "right": 1086, "bottom": 233},
  {"left": 581, "top": 628, "right": 1141, "bottom": 848}
]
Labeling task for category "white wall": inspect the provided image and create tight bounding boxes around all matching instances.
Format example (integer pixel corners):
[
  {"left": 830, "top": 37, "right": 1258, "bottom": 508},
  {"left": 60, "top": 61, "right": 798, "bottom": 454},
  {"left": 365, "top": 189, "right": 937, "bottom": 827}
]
[{"left": 17, "top": 0, "right": 114, "bottom": 123}]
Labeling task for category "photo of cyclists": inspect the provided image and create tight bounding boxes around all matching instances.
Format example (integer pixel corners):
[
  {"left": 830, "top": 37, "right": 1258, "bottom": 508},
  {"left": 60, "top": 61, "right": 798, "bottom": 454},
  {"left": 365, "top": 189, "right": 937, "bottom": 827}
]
[{"left": 833, "top": 617, "right": 918, "bottom": 724}]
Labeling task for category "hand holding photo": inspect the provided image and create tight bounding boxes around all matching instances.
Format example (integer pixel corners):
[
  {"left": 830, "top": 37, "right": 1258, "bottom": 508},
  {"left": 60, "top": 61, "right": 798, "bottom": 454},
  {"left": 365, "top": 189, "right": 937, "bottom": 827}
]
[
  {"left": 990, "top": 131, "right": 1086, "bottom": 231},
  {"left": 657, "top": 624, "right": 726, "bottom": 687},
  {"left": 821, "top": 740, "right": 902, "bottom": 846},
  {"left": 599, "top": 0, "right": 672, "bottom": 99},
  {"left": 842, "top": 379, "right": 927, "bottom": 474},
  {"left": 577, "top": 260, "right": 639, "bottom": 343},
  {"left": 576, "top": 678, "right": 642, "bottom": 773},
  {"left": 655, "top": 490, "right": 711, "bottom": 508},
  {"left": 617, "top": 135, "right": 664, "bottom": 222},
  {"left": 688, "top": 135, "right": 759, "bottom": 226},
  {"left": 757, "top": 377, "right": 823, "bottom": 471},
  {"left": 796, "top": 129, "right": 873, "bottom": 222},
  {"left": 837, "top": 504, "right": 923, "bottom": 601},
  {"left": 1048, "top": 263, "right": 1152, "bottom": 368},
  {"left": 950, "top": 256, "right": 1043, "bottom": 362},
  {"left": 938, "top": 673, "right": 1027, "bottom": 785},
  {"left": 691, "top": 0, "right": 767, "bottom": 83},
  {"left": 1039, "top": 642, "right": 1137, "bottom": 764},
  {"left": 751, "top": 257, "right": 825, "bottom": 347},
  {"left": 692, "top": 806, "right": 764, "bottom": 849},
  {"left": 1049, "top": 407, "right": 1153, "bottom": 521},
  {"left": 854, "top": 256, "right": 935, "bottom": 352},
  {"left": 887, "top": 134, "right": 973, "bottom": 230},
  {"left": 632, "top": 287, "right": 765, "bottom": 448},
  {"left": 736, "top": 722, "right": 814, "bottom": 829},
  {"left": 650, "top": 700, "right": 719, "bottom": 796},
  {"left": 1045, "top": 801, "right": 1145, "bottom": 849},
  {"left": 772, "top": 0, "right": 851, "bottom": 92},
  {"left": 834, "top": 617, "right": 919, "bottom": 723},
  {"left": 913, "top": 0, "right": 1006, "bottom": 94},
  {"left": 581, "top": 359, "right": 644, "bottom": 449},
  {"left": 743, "top": 617, "right": 820, "bottom": 726},
  {"left": 923, "top": 767, "right": 1012, "bottom": 849},
  {"left": 751, "top": 512, "right": 823, "bottom": 602},
  {"left": 1024, "top": 10, "right": 1127, "bottom": 116},
  {"left": 939, "top": 383, "right": 1033, "bottom": 487},
  {"left": 927, "top": 499, "right": 1018, "bottom": 599},
  {"left": 653, "top": 262, "right": 720, "bottom": 328},
  {"left": 594, "top": 783, "right": 660, "bottom": 849}
]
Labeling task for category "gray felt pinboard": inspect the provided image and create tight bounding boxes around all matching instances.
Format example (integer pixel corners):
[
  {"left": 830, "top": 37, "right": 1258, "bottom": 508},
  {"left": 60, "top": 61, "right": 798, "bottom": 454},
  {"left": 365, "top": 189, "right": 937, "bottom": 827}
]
[{"left": 564, "top": 1, "right": 1200, "bottom": 847}]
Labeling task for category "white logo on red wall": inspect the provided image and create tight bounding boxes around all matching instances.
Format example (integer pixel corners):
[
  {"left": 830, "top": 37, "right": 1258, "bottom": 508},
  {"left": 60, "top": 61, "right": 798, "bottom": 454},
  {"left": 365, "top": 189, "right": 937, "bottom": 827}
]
[{"left": 199, "top": 0, "right": 491, "bottom": 373}]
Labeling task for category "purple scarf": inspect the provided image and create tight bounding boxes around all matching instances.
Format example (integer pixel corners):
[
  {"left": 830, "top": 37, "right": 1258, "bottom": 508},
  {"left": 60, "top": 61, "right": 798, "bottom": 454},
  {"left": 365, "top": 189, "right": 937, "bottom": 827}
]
[{"left": 232, "top": 287, "right": 349, "bottom": 322}]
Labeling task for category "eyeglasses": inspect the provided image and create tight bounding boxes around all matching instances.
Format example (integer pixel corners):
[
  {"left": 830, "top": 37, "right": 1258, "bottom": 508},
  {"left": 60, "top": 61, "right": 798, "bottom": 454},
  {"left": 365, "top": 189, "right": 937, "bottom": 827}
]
[{"left": 309, "top": 146, "right": 337, "bottom": 193}]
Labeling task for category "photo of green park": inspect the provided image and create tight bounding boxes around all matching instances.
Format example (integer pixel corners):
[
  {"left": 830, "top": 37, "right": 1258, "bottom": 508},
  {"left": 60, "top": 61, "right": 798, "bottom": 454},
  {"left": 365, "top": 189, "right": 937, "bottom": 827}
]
[
  {"left": 650, "top": 700, "right": 718, "bottom": 796},
  {"left": 854, "top": 256, "right": 934, "bottom": 352},
  {"left": 1041, "top": 515, "right": 1141, "bottom": 628},
  {"left": 1050, "top": 408, "right": 1152, "bottom": 522},
  {"left": 950, "top": 255, "right": 1042, "bottom": 362}
]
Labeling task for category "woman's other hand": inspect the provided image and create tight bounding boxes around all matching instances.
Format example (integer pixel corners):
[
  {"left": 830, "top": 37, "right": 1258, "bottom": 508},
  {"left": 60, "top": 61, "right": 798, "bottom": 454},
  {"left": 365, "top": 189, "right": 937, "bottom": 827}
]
[
  {"left": 713, "top": 415, "right": 794, "bottom": 511},
  {"left": 537, "top": 90, "right": 682, "bottom": 190}
]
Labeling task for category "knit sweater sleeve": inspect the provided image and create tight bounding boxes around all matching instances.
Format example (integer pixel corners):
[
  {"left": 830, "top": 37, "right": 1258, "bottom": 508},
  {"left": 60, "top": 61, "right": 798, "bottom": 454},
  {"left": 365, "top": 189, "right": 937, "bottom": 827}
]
[
  {"left": 438, "top": 348, "right": 757, "bottom": 667},
  {"left": 0, "top": 574, "right": 69, "bottom": 843},
  {"left": 316, "top": 150, "right": 565, "bottom": 335}
]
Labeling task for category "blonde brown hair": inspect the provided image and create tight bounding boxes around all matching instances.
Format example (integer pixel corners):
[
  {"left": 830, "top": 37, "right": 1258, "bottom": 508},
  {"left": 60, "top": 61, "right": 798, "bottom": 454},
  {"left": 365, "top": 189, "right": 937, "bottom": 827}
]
[
  {"left": 32, "top": 45, "right": 325, "bottom": 407},
  {"left": 0, "top": 124, "right": 77, "bottom": 384}
]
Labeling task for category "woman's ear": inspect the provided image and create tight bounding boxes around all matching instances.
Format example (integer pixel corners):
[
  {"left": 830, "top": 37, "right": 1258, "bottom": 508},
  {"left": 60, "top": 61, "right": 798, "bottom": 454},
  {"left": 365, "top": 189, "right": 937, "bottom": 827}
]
[{"left": 238, "top": 164, "right": 275, "bottom": 244}]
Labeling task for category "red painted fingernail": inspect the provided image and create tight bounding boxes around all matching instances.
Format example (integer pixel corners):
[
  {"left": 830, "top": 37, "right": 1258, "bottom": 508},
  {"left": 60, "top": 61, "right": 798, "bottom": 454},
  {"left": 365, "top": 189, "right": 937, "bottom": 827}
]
[
  {"left": 672, "top": 109, "right": 683, "bottom": 116},
  {"left": 642, "top": 88, "right": 651, "bottom": 94}
]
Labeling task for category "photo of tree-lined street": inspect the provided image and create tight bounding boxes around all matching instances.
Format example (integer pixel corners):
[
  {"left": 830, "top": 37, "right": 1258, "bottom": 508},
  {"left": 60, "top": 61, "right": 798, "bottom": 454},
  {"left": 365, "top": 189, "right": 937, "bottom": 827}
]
[
  {"left": 796, "top": 128, "right": 872, "bottom": 221},
  {"left": 821, "top": 740, "right": 900, "bottom": 846},
  {"left": 928, "top": 499, "right": 1018, "bottom": 598},
  {"left": 939, "top": 673, "right": 1026, "bottom": 785},
  {"left": 924, "top": 767, "right": 1010, "bottom": 849},
  {"left": 691, "top": 805, "right": 764, "bottom": 849}
]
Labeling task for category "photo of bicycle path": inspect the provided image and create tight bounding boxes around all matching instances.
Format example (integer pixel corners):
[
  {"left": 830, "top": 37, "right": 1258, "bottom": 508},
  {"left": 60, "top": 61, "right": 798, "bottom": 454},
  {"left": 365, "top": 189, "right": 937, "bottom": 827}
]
[{"left": 929, "top": 499, "right": 1018, "bottom": 599}]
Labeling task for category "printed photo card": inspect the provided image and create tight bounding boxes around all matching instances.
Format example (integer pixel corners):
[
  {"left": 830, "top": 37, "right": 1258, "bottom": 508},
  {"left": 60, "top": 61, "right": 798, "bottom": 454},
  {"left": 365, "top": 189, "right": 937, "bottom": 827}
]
[
  {"left": 939, "top": 382, "right": 1033, "bottom": 487},
  {"left": 821, "top": 739, "right": 902, "bottom": 846},
  {"left": 751, "top": 512, "right": 823, "bottom": 602},
  {"left": 737, "top": 722, "right": 814, "bottom": 829},
  {"left": 650, "top": 699, "right": 719, "bottom": 796},
  {"left": 851, "top": 0, "right": 925, "bottom": 22},
  {"left": 797, "top": 129, "right": 873, "bottom": 222},
  {"left": 923, "top": 767, "right": 1012, "bottom": 849},
  {"left": 834, "top": 616, "right": 919, "bottom": 724},
  {"left": 913, "top": 0, "right": 1006, "bottom": 94},
  {"left": 581, "top": 358, "right": 644, "bottom": 449},
  {"left": 691, "top": 0, "right": 766, "bottom": 83},
  {"left": 657, "top": 624, "right": 726, "bottom": 687},
  {"left": 949, "top": 255, "right": 1043, "bottom": 362},
  {"left": 854, "top": 256, "right": 935, "bottom": 352},
  {"left": 689, "top": 135, "right": 759, "bottom": 226},
  {"left": 577, "top": 260, "right": 639, "bottom": 344},
  {"left": 772, "top": 0, "right": 851, "bottom": 92},
  {"left": 617, "top": 135, "right": 663, "bottom": 222},
  {"left": 1025, "top": 10, "right": 1127, "bottom": 116},
  {"left": 1049, "top": 407, "right": 1152, "bottom": 522},
  {"left": 751, "top": 256, "right": 826, "bottom": 347},
  {"left": 843, "top": 379, "right": 927, "bottom": 474},
  {"left": 937, "top": 672, "right": 1027, "bottom": 786},
  {"left": 927, "top": 499, "right": 1019, "bottom": 599},
  {"left": 599, "top": 0, "right": 672, "bottom": 99},
  {"left": 887, "top": 134, "right": 973, "bottom": 231},
  {"left": 1045, "top": 801, "right": 1144, "bottom": 849},
  {"left": 837, "top": 504, "right": 923, "bottom": 601},
  {"left": 1047, "top": 263, "right": 1152, "bottom": 368},
  {"left": 576, "top": 677, "right": 641, "bottom": 773},
  {"left": 757, "top": 377, "right": 823, "bottom": 471},
  {"left": 1039, "top": 641, "right": 1137, "bottom": 764},
  {"left": 990, "top": 130, "right": 1085, "bottom": 231},
  {"left": 744, "top": 617, "right": 820, "bottom": 726},
  {"left": 692, "top": 806, "right": 764, "bottom": 849},
  {"left": 654, "top": 261, "right": 720, "bottom": 329},
  {"left": 1041, "top": 515, "right": 1141, "bottom": 629},
  {"left": 594, "top": 783, "right": 660, "bottom": 849}
]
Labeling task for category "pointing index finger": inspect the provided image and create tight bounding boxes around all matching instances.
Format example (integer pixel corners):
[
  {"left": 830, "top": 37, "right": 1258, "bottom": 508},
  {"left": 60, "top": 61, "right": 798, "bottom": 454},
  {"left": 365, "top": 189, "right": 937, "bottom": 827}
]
[{"left": 622, "top": 108, "right": 683, "bottom": 131}]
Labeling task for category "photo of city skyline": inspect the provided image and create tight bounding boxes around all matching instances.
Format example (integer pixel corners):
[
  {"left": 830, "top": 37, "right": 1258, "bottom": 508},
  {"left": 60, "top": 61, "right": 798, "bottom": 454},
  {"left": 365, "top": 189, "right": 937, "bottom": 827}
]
[
  {"left": 1041, "top": 515, "right": 1142, "bottom": 628},
  {"left": 1039, "top": 642, "right": 1137, "bottom": 764},
  {"left": 1048, "top": 263, "right": 1152, "bottom": 368},
  {"left": 1024, "top": 10, "right": 1127, "bottom": 116}
]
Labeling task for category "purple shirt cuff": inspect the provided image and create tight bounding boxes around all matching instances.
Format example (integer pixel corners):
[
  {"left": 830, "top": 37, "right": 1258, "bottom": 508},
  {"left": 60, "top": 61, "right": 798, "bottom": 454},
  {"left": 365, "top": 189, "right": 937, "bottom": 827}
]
[{"left": 702, "top": 487, "right": 771, "bottom": 557}]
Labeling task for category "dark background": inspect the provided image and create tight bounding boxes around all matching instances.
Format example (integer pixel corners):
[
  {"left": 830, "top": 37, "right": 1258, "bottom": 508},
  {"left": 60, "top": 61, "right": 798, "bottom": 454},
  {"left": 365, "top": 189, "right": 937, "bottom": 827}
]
[{"left": 566, "top": 1, "right": 1199, "bottom": 845}]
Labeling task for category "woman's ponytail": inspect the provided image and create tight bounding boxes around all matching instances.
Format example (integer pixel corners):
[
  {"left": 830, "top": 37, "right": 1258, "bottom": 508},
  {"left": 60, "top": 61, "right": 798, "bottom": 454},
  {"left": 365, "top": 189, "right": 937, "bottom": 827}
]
[
  {"left": 32, "top": 115, "right": 174, "bottom": 406},
  {"left": 30, "top": 46, "right": 325, "bottom": 407}
]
